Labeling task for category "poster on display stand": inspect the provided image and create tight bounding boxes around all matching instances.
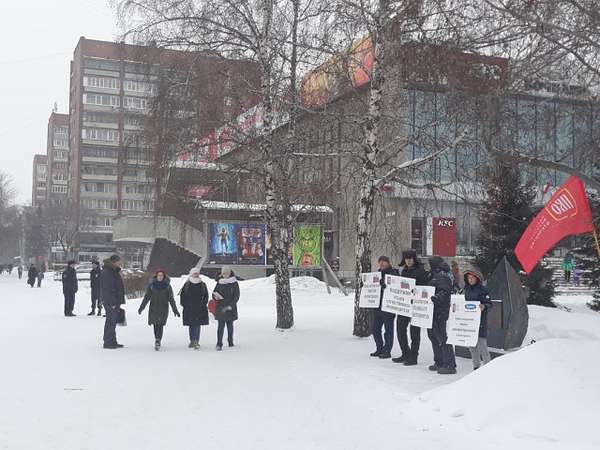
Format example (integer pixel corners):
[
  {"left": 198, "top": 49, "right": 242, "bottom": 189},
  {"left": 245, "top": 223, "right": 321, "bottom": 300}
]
[
  {"left": 381, "top": 275, "right": 414, "bottom": 317},
  {"left": 411, "top": 285, "right": 435, "bottom": 329},
  {"left": 293, "top": 225, "right": 322, "bottom": 267},
  {"left": 447, "top": 295, "right": 482, "bottom": 347},
  {"left": 237, "top": 224, "right": 266, "bottom": 265},
  {"left": 208, "top": 223, "right": 238, "bottom": 264},
  {"left": 358, "top": 272, "right": 382, "bottom": 308}
]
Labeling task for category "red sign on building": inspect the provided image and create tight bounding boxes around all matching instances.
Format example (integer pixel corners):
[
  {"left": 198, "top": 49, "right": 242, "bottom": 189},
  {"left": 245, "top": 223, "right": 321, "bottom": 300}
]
[{"left": 432, "top": 217, "right": 457, "bottom": 257}]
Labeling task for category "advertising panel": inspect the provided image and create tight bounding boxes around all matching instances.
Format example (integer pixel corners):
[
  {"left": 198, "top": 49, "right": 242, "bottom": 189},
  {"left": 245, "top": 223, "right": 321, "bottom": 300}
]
[
  {"left": 208, "top": 223, "right": 238, "bottom": 264},
  {"left": 293, "top": 225, "right": 322, "bottom": 267},
  {"left": 237, "top": 224, "right": 266, "bottom": 265}
]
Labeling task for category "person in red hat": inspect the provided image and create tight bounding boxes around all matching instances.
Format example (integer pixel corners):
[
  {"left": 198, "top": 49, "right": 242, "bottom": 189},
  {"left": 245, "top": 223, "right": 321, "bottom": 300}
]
[{"left": 138, "top": 269, "right": 180, "bottom": 351}]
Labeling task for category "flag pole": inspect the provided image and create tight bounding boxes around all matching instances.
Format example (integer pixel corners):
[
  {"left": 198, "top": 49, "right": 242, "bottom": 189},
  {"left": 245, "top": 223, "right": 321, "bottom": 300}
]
[{"left": 593, "top": 227, "right": 600, "bottom": 259}]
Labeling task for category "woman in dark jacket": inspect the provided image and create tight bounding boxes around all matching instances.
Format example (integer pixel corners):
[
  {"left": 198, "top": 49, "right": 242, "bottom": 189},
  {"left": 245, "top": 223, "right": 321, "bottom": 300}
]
[
  {"left": 138, "top": 270, "right": 180, "bottom": 351},
  {"left": 463, "top": 268, "right": 493, "bottom": 370},
  {"left": 27, "top": 265, "right": 38, "bottom": 288},
  {"left": 393, "top": 249, "right": 429, "bottom": 366},
  {"left": 212, "top": 265, "right": 240, "bottom": 351},
  {"left": 180, "top": 267, "right": 209, "bottom": 349}
]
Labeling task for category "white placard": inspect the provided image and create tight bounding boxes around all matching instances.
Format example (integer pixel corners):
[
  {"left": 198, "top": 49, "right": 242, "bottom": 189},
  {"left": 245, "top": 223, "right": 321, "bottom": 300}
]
[
  {"left": 447, "top": 295, "right": 482, "bottom": 347},
  {"left": 382, "top": 275, "right": 415, "bottom": 317},
  {"left": 358, "top": 272, "right": 382, "bottom": 308},
  {"left": 411, "top": 285, "right": 435, "bottom": 329}
]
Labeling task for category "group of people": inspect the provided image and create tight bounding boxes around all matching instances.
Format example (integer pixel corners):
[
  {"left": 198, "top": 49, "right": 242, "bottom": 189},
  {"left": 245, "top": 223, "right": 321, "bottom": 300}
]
[
  {"left": 371, "top": 250, "right": 493, "bottom": 374},
  {"left": 27, "top": 265, "right": 44, "bottom": 288},
  {"left": 60, "top": 254, "right": 241, "bottom": 351},
  {"left": 562, "top": 253, "right": 584, "bottom": 286}
]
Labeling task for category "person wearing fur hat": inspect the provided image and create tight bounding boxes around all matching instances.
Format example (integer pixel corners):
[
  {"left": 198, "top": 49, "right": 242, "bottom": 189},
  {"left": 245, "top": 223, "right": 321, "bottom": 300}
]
[
  {"left": 393, "top": 250, "right": 429, "bottom": 366},
  {"left": 370, "top": 256, "right": 399, "bottom": 359},
  {"left": 62, "top": 260, "right": 78, "bottom": 317},
  {"left": 212, "top": 265, "right": 240, "bottom": 351},
  {"left": 463, "top": 268, "right": 493, "bottom": 370},
  {"left": 101, "top": 254, "right": 125, "bottom": 349},
  {"left": 138, "top": 269, "right": 180, "bottom": 351},
  {"left": 179, "top": 267, "right": 209, "bottom": 349}
]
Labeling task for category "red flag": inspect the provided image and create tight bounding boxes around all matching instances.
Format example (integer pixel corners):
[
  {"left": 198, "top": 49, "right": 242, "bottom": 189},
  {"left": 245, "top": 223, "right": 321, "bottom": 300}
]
[{"left": 516, "top": 176, "right": 594, "bottom": 273}]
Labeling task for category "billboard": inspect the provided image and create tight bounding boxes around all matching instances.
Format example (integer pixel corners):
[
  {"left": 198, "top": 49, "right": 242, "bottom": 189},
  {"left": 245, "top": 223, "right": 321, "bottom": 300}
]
[
  {"left": 208, "top": 223, "right": 238, "bottom": 264},
  {"left": 293, "top": 224, "right": 322, "bottom": 267},
  {"left": 237, "top": 224, "right": 266, "bottom": 265}
]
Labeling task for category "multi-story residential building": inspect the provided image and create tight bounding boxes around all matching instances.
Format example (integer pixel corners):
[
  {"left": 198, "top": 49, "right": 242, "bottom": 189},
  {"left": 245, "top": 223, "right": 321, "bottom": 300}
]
[
  {"left": 31, "top": 154, "right": 47, "bottom": 208},
  {"left": 68, "top": 37, "right": 260, "bottom": 265},
  {"left": 46, "top": 112, "right": 70, "bottom": 205}
]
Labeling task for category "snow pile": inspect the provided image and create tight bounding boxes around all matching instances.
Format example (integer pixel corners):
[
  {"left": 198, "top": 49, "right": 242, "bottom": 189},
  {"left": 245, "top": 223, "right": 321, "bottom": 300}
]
[
  {"left": 408, "top": 339, "right": 600, "bottom": 449},
  {"left": 526, "top": 304, "right": 600, "bottom": 342}
]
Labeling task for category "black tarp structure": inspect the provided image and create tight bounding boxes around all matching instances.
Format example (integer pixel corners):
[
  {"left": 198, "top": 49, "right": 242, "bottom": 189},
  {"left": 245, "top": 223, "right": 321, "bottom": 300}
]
[{"left": 455, "top": 256, "right": 529, "bottom": 358}]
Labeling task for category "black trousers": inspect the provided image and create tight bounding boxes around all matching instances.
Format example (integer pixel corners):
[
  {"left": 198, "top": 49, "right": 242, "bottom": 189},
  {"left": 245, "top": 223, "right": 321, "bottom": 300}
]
[
  {"left": 372, "top": 310, "right": 394, "bottom": 353},
  {"left": 396, "top": 315, "right": 421, "bottom": 358},
  {"left": 64, "top": 292, "right": 75, "bottom": 316},
  {"left": 217, "top": 320, "right": 234, "bottom": 345},
  {"left": 91, "top": 289, "right": 101, "bottom": 310},
  {"left": 154, "top": 324, "right": 164, "bottom": 341},
  {"left": 103, "top": 306, "right": 119, "bottom": 345},
  {"left": 427, "top": 319, "right": 456, "bottom": 369}
]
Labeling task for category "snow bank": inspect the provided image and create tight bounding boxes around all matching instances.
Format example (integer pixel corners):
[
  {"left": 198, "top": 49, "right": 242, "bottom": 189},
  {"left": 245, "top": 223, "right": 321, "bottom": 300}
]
[
  {"left": 527, "top": 304, "right": 600, "bottom": 342},
  {"left": 409, "top": 339, "right": 600, "bottom": 449}
]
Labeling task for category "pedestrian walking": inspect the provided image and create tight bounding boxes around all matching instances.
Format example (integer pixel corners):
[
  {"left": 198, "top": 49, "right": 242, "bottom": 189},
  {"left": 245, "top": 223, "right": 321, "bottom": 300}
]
[
  {"left": 17, "top": 265, "right": 23, "bottom": 279},
  {"left": 27, "top": 264, "right": 38, "bottom": 287},
  {"left": 101, "top": 254, "right": 125, "bottom": 349},
  {"left": 138, "top": 270, "right": 180, "bottom": 351},
  {"left": 36, "top": 269, "right": 44, "bottom": 287},
  {"left": 427, "top": 256, "right": 457, "bottom": 375},
  {"left": 562, "top": 253, "right": 574, "bottom": 283},
  {"left": 212, "top": 266, "right": 240, "bottom": 351},
  {"left": 393, "top": 250, "right": 429, "bottom": 366},
  {"left": 88, "top": 261, "right": 102, "bottom": 316},
  {"left": 62, "top": 260, "right": 78, "bottom": 316},
  {"left": 179, "top": 267, "right": 209, "bottom": 349},
  {"left": 370, "top": 256, "right": 398, "bottom": 360},
  {"left": 463, "top": 268, "right": 493, "bottom": 370}
]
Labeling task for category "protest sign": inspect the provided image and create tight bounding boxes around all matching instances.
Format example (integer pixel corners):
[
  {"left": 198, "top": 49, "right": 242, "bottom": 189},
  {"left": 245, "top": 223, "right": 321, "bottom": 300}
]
[
  {"left": 411, "top": 285, "right": 435, "bottom": 329},
  {"left": 382, "top": 275, "right": 415, "bottom": 317},
  {"left": 358, "top": 272, "right": 381, "bottom": 308},
  {"left": 447, "top": 295, "right": 482, "bottom": 347}
]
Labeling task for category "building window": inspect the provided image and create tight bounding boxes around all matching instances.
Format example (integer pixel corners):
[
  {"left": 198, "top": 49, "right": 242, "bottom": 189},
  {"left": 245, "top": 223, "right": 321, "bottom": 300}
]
[
  {"left": 51, "top": 185, "right": 67, "bottom": 194},
  {"left": 82, "top": 128, "right": 119, "bottom": 142},
  {"left": 83, "top": 111, "right": 119, "bottom": 124},
  {"left": 83, "top": 76, "right": 120, "bottom": 90},
  {"left": 123, "top": 96, "right": 150, "bottom": 111},
  {"left": 81, "top": 182, "right": 117, "bottom": 193},
  {"left": 82, "top": 147, "right": 118, "bottom": 159},
  {"left": 53, "top": 138, "right": 69, "bottom": 148},
  {"left": 123, "top": 79, "right": 155, "bottom": 94},
  {"left": 83, "top": 93, "right": 120, "bottom": 107},
  {"left": 411, "top": 218, "right": 425, "bottom": 256}
]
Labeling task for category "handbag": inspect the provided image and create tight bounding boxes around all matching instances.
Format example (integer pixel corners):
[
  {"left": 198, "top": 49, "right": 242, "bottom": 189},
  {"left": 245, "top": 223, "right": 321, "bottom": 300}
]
[
  {"left": 208, "top": 299, "right": 218, "bottom": 316},
  {"left": 117, "top": 308, "right": 127, "bottom": 327}
]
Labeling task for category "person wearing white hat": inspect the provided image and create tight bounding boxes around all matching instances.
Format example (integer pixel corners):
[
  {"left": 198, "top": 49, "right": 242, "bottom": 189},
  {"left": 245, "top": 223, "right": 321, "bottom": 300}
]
[{"left": 179, "top": 267, "right": 209, "bottom": 349}]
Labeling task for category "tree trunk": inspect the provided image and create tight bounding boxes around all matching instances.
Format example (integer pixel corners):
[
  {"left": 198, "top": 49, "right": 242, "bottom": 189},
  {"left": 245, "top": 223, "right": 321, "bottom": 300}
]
[{"left": 353, "top": 3, "right": 387, "bottom": 337}]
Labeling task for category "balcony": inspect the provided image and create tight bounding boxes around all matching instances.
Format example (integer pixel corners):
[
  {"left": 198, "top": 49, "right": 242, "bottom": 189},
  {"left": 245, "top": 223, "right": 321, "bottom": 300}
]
[{"left": 81, "top": 173, "right": 118, "bottom": 181}]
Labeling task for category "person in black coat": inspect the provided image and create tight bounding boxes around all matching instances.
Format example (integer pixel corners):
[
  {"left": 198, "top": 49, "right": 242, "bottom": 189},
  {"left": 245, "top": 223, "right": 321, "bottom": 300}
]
[
  {"left": 180, "top": 267, "right": 209, "bottom": 349},
  {"left": 427, "top": 256, "right": 457, "bottom": 375},
  {"left": 463, "top": 268, "right": 493, "bottom": 370},
  {"left": 393, "top": 249, "right": 429, "bottom": 366},
  {"left": 370, "top": 256, "right": 398, "bottom": 359},
  {"left": 27, "top": 265, "right": 38, "bottom": 287},
  {"left": 62, "top": 260, "right": 78, "bottom": 317},
  {"left": 88, "top": 260, "right": 102, "bottom": 316},
  {"left": 212, "top": 265, "right": 240, "bottom": 351},
  {"left": 101, "top": 255, "right": 125, "bottom": 349}
]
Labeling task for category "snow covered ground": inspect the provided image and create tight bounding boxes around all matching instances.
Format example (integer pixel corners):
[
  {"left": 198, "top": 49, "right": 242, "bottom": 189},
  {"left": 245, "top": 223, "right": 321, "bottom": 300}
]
[{"left": 0, "top": 272, "right": 598, "bottom": 450}]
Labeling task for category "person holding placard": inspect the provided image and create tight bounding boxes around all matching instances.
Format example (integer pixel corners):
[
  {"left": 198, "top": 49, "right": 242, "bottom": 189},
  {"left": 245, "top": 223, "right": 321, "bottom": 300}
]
[
  {"left": 427, "top": 256, "right": 456, "bottom": 375},
  {"left": 393, "top": 249, "right": 429, "bottom": 366},
  {"left": 463, "top": 269, "right": 493, "bottom": 370},
  {"left": 370, "top": 256, "right": 398, "bottom": 359}
]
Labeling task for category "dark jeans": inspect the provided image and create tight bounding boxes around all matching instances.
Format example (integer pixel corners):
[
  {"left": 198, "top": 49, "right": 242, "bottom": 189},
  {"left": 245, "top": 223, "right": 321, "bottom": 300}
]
[
  {"left": 154, "top": 324, "right": 164, "bottom": 341},
  {"left": 427, "top": 319, "right": 456, "bottom": 369},
  {"left": 372, "top": 311, "right": 394, "bottom": 353},
  {"left": 189, "top": 325, "right": 201, "bottom": 342},
  {"left": 217, "top": 320, "right": 234, "bottom": 345},
  {"left": 565, "top": 270, "right": 571, "bottom": 283},
  {"left": 64, "top": 292, "right": 75, "bottom": 316},
  {"left": 103, "top": 306, "right": 119, "bottom": 345},
  {"left": 397, "top": 315, "right": 420, "bottom": 358},
  {"left": 37, "top": 278, "right": 42, "bottom": 287},
  {"left": 91, "top": 290, "right": 101, "bottom": 310}
]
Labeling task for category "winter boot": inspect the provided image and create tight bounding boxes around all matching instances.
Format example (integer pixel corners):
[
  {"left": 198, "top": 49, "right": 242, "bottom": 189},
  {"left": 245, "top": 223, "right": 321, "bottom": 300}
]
[
  {"left": 228, "top": 340, "right": 234, "bottom": 348},
  {"left": 216, "top": 344, "right": 223, "bottom": 351},
  {"left": 87, "top": 309, "right": 95, "bottom": 316},
  {"left": 403, "top": 357, "right": 418, "bottom": 366},
  {"left": 97, "top": 308, "right": 102, "bottom": 316},
  {"left": 392, "top": 355, "right": 407, "bottom": 364},
  {"left": 437, "top": 367, "right": 457, "bottom": 375},
  {"left": 428, "top": 364, "right": 439, "bottom": 372},
  {"left": 193, "top": 341, "right": 200, "bottom": 350},
  {"left": 154, "top": 340, "right": 161, "bottom": 351},
  {"left": 378, "top": 352, "right": 391, "bottom": 359},
  {"left": 370, "top": 350, "right": 382, "bottom": 357},
  {"left": 188, "top": 341, "right": 195, "bottom": 349}
]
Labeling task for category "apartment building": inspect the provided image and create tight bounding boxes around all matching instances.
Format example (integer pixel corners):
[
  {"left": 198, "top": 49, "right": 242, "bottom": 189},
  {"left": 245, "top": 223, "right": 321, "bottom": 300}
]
[
  {"left": 31, "top": 154, "right": 47, "bottom": 208},
  {"left": 68, "top": 37, "right": 260, "bottom": 264},
  {"left": 46, "top": 112, "right": 70, "bottom": 205}
]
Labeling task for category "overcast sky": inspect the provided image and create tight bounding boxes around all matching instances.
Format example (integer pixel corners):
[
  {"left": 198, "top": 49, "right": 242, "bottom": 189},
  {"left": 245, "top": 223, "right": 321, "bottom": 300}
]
[{"left": 0, "top": 0, "right": 118, "bottom": 204}]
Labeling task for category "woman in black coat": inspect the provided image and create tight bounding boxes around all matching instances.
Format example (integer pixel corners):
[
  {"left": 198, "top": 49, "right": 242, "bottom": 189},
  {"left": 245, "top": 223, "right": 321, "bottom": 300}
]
[
  {"left": 180, "top": 267, "right": 209, "bottom": 349},
  {"left": 27, "top": 265, "right": 38, "bottom": 288},
  {"left": 212, "top": 265, "right": 240, "bottom": 351}
]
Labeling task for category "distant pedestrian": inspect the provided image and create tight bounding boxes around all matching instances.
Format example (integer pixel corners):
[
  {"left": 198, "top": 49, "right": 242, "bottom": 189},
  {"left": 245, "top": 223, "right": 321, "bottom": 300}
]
[
  {"left": 463, "top": 268, "right": 493, "bottom": 370},
  {"left": 212, "top": 265, "right": 240, "bottom": 351},
  {"left": 179, "top": 267, "right": 209, "bottom": 349},
  {"left": 17, "top": 265, "right": 23, "bottom": 279},
  {"left": 393, "top": 249, "right": 429, "bottom": 366},
  {"left": 451, "top": 260, "right": 462, "bottom": 293},
  {"left": 573, "top": 265, "right": 584, "bottom": 287},
  {"left": 370, "top": 256, "right": 398, "bottom": 360},
  {"left": 88, "top": 261, "right": 102, "bottom": 316},
  {"left": 27, "top": 264, "right": 38, "bottom": 288},
  {"left": 62, "top": 260, "right": 78, "bottom": 316},
  {"left": 101, "top": 254, "right": 125, "bottom": 349},
  {"left": 138, "top": 270, "right": 180, "bottom": 351},
  {"left": 427, "top": 256, "right": 456, "bottom": 375},
  {"left": 562, "top": 253, "right": 574, "bottom": 283},
  {"left": 36, "top": 269, "right": 44, "bottom": 287}
]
